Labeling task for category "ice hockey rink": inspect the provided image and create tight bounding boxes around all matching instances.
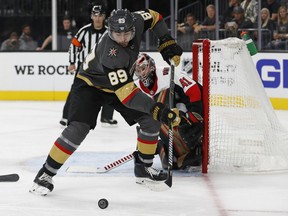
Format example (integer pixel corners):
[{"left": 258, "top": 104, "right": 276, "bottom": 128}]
[{"left": 0, "top": 101, "right": 288, "bottom": 216}]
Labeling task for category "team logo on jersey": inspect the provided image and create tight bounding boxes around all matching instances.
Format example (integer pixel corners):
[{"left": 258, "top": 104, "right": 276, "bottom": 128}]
[{"left": 108, "top": 47, "right": 118, "bottom": 57}]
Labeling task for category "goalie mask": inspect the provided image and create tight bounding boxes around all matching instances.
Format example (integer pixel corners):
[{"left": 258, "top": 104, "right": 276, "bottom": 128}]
[
  {"left": 107, "top": 9, "right": 136, "bottom": 46},
  {"left": 131, "top": 53, "right": 156, "bottom": 88}
]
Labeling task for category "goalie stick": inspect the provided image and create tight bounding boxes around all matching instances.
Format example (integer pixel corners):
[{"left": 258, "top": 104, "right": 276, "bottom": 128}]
[
  {"left": 0, "top": 174, "right": 19, "bottom": 182},
  {"left": 66, "top": 152, "right": 135, "bottom": 174}
]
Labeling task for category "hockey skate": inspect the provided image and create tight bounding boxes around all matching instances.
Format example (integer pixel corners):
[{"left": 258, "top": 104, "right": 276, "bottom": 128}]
[
  {"left": 134, "top": 153, "right": 169, "bottom": 191},
  {"left": 100, "top": 118, "right": 118, "bottom": 128},
  {"left": 29, "top": 168, "right": 54, "bottom": 196}
]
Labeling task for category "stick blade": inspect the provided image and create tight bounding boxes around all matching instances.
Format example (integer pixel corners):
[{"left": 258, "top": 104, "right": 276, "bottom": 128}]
[
  {"left": 164, "top": 169, "right": 173, "bottom": 188},
  {"left": 0, "top": 174, "right": 20, "bottom": 182},
  {"left": 136, "top": 178, "right": 170, "bottom": 192},
  {"left": 66, "top": 166, "right": 107, "bottom": 174}
]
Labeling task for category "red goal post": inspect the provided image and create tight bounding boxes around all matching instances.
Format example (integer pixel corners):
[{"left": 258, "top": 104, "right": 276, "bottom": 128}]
[
  {"left": 192, "top": 39, "right": 210, "bottom": 173},
  {"left": 192, "top": 38, "right": 288, "bottom": 174}
]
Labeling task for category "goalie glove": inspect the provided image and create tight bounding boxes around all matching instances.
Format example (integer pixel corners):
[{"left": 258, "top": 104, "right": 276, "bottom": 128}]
[
  {"left": 178, "top": 111, "right": 203, "bottom": 149},
  {"left": 150, "top": 102, "right": 180, "bottom": 127},
  {"left": 158, "top": 34, "right": 183, "bottom": 66}
]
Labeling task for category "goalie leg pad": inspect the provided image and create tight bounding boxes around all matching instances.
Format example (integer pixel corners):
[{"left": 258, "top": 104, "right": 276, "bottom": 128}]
[
  {"left": 178, "top": 113, "right": 203, "bottom": 150},
  {"left": 156, "top": 139, "right": 168, "bottom": 169}
]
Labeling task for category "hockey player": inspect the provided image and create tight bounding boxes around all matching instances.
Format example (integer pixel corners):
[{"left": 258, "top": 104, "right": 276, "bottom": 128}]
[
  {"left": 131, "top": 53, "right": 203, "bottom": 170},
  {"left": 30, "top": 9, "right": 183, "bottom": 195}
]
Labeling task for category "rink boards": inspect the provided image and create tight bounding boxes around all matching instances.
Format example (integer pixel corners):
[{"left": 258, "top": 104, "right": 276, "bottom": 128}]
[{"left": 0, "top": 51, "right": 287, "bottom": 109}]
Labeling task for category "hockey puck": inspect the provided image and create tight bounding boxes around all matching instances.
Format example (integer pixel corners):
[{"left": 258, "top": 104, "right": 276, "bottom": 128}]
[{"left": 98, "top": 198, "right": 108, "bottom": 209}]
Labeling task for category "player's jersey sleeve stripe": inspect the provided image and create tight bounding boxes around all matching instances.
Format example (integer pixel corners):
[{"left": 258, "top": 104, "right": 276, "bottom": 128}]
[
  {"left": 148, "top": 9, "right": 163, "bottom": 29},
  {"left": 115, "top": 82, "right": 140, "bottom": 104},
  {"left": 115, "top": 81, "right": 155, "bottom": 114},
  {"left": 122, "top": 88, "right": 141, "bottom": 104}
]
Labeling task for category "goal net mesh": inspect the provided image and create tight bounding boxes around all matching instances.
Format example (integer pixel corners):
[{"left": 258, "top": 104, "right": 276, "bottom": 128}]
[{"left": 194, "top": 37, "right": 288, "bottom": 173}]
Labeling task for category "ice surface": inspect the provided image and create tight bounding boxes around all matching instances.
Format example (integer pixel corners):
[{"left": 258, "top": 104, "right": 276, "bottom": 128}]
[{"left": 0, "top": 101, "right": 288, "bottom": 216}]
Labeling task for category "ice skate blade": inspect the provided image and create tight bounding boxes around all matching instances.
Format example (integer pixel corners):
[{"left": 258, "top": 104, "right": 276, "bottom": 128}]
[
  {"left": 136, "top": 178, "right": 170, "bottom": 192},
  {"left": 101, "top": 123, "right": 118, "bottom": 128},
  {"left": 29, "top": 183, "right": 51, "bottom": 196}
]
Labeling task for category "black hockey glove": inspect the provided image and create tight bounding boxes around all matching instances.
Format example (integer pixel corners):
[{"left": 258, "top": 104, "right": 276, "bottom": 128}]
[
  {"left": 178, "top": 111, "right": 203, "bottom": 149},
  {"left": 158, "top": 34, "right": 183, "bottom": 66},
  {"left": 150, "top": 102, "right": 180, "bottom": 127}
]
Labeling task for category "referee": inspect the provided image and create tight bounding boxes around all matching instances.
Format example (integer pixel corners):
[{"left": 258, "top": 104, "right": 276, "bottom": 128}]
[{"left": 60, "top": 1, "right": 118, "bottom": 127}]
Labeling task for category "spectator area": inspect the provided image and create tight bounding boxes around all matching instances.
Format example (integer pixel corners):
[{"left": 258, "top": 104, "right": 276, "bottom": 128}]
[{"left": 1, "top": 0, "right": 288, "bottom": 51}]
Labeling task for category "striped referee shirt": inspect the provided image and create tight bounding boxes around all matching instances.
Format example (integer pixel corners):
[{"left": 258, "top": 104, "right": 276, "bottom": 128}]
[{"left": 68, "top": 23, "right": 106, "bottom": 65}]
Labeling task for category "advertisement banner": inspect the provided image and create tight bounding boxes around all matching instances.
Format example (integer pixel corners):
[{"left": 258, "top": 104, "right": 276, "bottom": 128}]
[{"left": 0, "top": 52, "right": 287, "bottom": 109}]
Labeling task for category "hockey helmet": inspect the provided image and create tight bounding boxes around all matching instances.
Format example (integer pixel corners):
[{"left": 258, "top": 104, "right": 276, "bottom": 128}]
[
  {"left": 88, "top": 0, "right": 107, "bottom": 15},
  {"left": 132, "top": 53, "right": 156, "bottom": 88},
  {"left": 91, "top": 5, "right": 106, "bottom": 15},
  {"left": 107, "top": 9, "right": 136, "bottom": 43}
]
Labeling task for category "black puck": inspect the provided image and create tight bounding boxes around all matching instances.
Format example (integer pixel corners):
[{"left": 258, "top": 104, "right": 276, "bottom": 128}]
[{"left": 98, "top": 198, "right": 109, "bottom": 209}]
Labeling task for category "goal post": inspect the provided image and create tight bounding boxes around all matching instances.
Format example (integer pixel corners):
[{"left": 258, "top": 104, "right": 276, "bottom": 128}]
[
  {"left": 193, "top": 39, "right": 211, "bottom": 173},
  {"left": 192, "top": 38, "right": 288, "bottom": 173}
]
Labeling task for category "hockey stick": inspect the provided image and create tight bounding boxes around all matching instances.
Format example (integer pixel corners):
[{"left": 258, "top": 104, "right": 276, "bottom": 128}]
[
  {"left": 165, "top": 60, "right": 175, "bottom": 188},
  {"left": 0, "top": 174, "right": 19, "bottom": 182},
  {"left": 66, "top": 152, "right": 135, "bottom": 174}
]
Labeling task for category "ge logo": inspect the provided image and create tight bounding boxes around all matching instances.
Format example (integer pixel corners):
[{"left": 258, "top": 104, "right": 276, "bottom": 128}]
[{"left": 118, "top": 18, "right": 125, "bottom": 24}]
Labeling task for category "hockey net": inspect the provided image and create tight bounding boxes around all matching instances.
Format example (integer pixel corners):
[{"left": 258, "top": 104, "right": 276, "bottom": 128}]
[{"left": 192, "top": 37, "right": 288, "bottom": 173}]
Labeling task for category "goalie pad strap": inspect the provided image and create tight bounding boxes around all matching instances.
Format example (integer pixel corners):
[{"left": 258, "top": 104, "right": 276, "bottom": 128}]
[{"left": 188, "top": 112, "right": 203, "bottom": 123}]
